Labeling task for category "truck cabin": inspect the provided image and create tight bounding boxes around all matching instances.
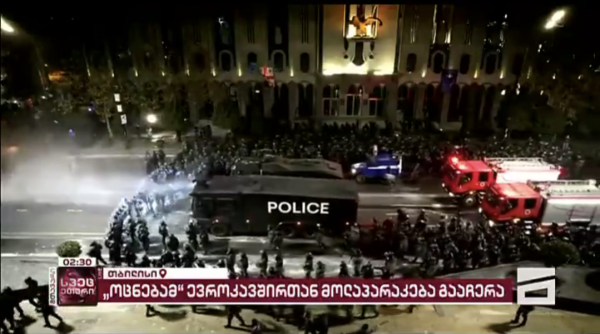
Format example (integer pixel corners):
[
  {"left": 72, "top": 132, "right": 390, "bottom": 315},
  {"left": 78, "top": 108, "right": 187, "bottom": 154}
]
[
  {"left": 483, "top": 157, "right": 562, "bottom": 183},
  {"left": 442, "top": 158, "right": 494, "bottom": 194},
  {"left": 481, "top": 182, "right": 542, "bottom": 223}
]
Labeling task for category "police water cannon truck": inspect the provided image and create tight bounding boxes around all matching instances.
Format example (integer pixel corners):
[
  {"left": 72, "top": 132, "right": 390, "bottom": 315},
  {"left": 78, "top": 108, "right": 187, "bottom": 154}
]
[
  {"left": 442, "top": 157, "right": 563, "bottom": 208},
  {"left": 350, "top": 152, "right": 402, "bottom": 183},
  {"left": 480, "top": 179, "right": 600, "bottom": 229},
  {"left": 231, "top": 156, "right": 344, "bottom": 180},
  {"left": 190, "top": 175, "right": 359, "bottom": 238}
]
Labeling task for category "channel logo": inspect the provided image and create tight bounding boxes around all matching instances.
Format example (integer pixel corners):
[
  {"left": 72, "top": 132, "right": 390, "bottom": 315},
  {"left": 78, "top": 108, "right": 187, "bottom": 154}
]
[{"left": 516, "top": 267, "right": 556, "bottom": 305}]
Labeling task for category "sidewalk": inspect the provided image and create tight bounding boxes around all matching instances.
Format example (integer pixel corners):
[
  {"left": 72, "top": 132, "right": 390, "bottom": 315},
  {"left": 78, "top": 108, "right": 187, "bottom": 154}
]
[{"left": 13, "top": 302, "right": 600, "bottom": 333}]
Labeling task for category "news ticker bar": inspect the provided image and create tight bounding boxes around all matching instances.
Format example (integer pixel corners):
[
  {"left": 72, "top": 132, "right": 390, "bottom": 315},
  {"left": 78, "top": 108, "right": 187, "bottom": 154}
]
[{"left": 49, "top": 259, "right": 556, "bottom": 307}]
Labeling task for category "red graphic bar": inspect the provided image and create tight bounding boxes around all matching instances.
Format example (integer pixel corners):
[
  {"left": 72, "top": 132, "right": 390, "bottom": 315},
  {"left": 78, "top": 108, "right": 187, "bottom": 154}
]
[{"left": 97, "top": 278, "right": 513, "bottom": 304}]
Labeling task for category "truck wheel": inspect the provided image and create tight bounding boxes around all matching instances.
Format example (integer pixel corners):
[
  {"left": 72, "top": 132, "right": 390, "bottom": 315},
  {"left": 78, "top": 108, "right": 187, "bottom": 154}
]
[
  {"left": 210, "top": 224, "right": 230, "bottom": 237},
  {"left": 355, "top": 174, "right": 366, "bottom": 183},
  {"left": 462, "top": 195, "right": 476, "bottom": 208},
  {"left": 279, "top": 225, "right": 296, "bottom": 238}
]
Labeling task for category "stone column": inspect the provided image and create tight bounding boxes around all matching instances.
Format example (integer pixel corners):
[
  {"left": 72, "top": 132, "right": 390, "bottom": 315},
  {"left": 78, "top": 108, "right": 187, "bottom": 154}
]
[
  {"left": 262, "top": 84, "right": 275, "bottom": 118},
  {"left": 385, "top": 82, "right": 398, "bottom": 125},
  {"left": 237, "top": 82, "right": 248, "bottom": 117},
  {"left": 288, "top": 82, "right": 299, "bottom": 122},
  {"left": 414, "top": 85, "right": 425, "bottom": 120},
  {"left": 314, "top": 79, "right": 324, "bottom": 118},
  {"left": 477, "top": 87, "right": 486, "bottom": 122},
  {"left": 441, "top": 92, "right": 451, "bottom": 126},
  {"left": 490, "top": 89, "right": 503, "bottom": 130}
]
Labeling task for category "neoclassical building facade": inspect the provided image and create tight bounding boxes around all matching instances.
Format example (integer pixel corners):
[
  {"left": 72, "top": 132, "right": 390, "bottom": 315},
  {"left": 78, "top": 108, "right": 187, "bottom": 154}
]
[{"left": 100, "top": 4, "right": 536, "bottom": 129}]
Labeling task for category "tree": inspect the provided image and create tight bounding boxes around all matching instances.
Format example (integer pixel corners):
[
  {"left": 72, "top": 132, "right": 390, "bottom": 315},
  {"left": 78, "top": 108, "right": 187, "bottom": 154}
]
[
  {"left": 56, "top": 240, "right": 82, "bottom": 258},
  {"left": 163, "top": 82, "right": 189, "bottom": 140},
  {"left": 208, "top": 82, "right": 241, "bottom": 130},
  {"left": 538, "top": 240, "right": 580, "bottom": 268},
  {"left": 188, "top": 80, "right": 211, "bottom": 120},
  {"left": 87, "top": 77, "right": 117, "bottom": 138}
]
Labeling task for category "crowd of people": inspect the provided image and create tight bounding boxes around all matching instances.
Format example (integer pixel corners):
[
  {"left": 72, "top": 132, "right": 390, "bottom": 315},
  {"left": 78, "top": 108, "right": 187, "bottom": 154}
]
[{"left": 2, "top": 124, "right": 598, "bottom": 333}]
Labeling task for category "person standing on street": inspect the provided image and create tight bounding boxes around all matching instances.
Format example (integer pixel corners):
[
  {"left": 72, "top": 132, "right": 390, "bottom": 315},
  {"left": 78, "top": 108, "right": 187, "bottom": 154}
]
[
  {"left": 511, "top": 305, "right": 534, "bottom": 326},
  {"left": 225, "top": 306, "right": 246, "bottom": 328}
]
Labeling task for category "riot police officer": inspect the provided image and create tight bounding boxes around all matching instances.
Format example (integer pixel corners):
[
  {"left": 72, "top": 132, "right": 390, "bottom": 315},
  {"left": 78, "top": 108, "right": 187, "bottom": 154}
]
[
  {"left": 304, "top": 253, "right": 314, "bottom": 278},
  {"left": 315, "top": 261, "right": 326, "bottom": 279},
  {"left": 257, "top": 250, "right": 268, "bottom": 278},
  {"left": 137, "top": 224, "right": 151, "bottom": 253},
  {"left": 185, "top": 221, "right": 199, "bottom": 250},
  {"left": 351, "top": 249, "right": 363, "bottom": 277},
  {"left": 158, "top": 221, "right": 169, "bottom": 249},
  {"left": 275, "top": 252, "right": 284, "bottom": 278},
  {"left": 167, "top": 234, "right": 180, "bottom": 252},
  {"left": 87, "top": 241, "right": 107, "bottom": 265},
  {"left": 124, "top": 242, "right": 138, "bottom": 267},
  {"left": 239, "top": 253, "right": 249, "bottom": 278},
  {"left": 182, "top": 244, "right": 197, "bottom": 268},
  {"left": 226, "top": 248, "right": 237, "bottom": 273},
  {"left": 338, "top": 261, "right": 350, "bottom": 277}
]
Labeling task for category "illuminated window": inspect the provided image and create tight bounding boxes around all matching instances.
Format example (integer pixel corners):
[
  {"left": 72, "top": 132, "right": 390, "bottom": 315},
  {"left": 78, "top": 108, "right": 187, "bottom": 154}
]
[
  {"left": 346, "top": 85, "right": 363, "bottom": 116},
  {"left": 297, "top": 84, "right": 314, "bottom": 117},
  {"left": 368, "top": 85, "right": 386, "bottom": 117},
  {"left": 322, "top": 85, "right": 340, "bottom": 116}
]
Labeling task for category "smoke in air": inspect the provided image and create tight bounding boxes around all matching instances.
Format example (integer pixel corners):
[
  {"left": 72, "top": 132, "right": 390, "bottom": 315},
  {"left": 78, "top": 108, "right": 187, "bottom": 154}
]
[{"left": 1, "top": 154, "right": 146, "bottom": 206}]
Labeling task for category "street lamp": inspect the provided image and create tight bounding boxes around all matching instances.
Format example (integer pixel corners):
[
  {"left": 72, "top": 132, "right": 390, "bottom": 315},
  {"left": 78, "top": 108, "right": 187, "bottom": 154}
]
[
  {"left": 1, "top": 16, "right": 15, "bottom": 33},
  {"left": 544, "top": 9, "right": 566, "bottom": 30},
  {"left": 146, "top": 114, "right": 158, "bottom": 124}
]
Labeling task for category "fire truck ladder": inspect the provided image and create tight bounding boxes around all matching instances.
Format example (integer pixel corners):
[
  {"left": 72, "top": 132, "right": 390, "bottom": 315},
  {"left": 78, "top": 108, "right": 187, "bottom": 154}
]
[
  {"left": 484, "top": 157, "right": 545, "bottom": 163},
  {"left": 528, "top": 179, "right": 600, "bottom": 197},
  {"left": 484, "top": 157, "right": 549, "bottom": 168}
]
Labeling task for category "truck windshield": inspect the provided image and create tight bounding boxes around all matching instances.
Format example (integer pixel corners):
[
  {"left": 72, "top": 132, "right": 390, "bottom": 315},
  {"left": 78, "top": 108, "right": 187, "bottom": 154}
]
[
  {"left": 485, "top": 191, "right": 502, "bottom": 207},
  {"left": 443, "top": 165, "right": 457, "bottom": 179}
]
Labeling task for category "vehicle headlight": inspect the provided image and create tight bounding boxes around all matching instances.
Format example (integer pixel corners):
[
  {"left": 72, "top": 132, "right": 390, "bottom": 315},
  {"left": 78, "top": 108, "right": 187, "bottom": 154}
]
[
  {"left": 478, "top": 207, "right": 482, "bottom": 213},
  {"left": 488, "top": 220, "right": 495, "bottom": 227},
  {"left": 351, "top": 168, "right": 357, "bottom": 174}
]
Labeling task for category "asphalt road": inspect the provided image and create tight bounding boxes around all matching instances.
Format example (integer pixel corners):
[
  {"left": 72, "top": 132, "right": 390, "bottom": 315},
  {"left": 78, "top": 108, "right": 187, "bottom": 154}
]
[
  {"left": 0, "top": 203, "right": 462, "bottom": 235},
  {"left": 0, "top": 206, "right": 475, "bottom": 259},
  {"left": 1, "top": 155, "right": 462, "bottom": 262}
]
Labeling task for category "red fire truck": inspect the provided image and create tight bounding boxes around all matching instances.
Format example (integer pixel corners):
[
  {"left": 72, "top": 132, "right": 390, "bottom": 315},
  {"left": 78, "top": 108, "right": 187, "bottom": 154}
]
[
  {"left": 480, "top": 179, "right": 600, "bottom": 227},
  {"left": 441, "top": 157, "right": 563, "bottom": 207}
]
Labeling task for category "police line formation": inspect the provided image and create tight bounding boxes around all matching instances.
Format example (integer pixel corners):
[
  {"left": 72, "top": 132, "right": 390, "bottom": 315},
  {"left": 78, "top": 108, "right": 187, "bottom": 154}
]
[{"left": 3, "top": 124, "right": 600, "bottom": 333}]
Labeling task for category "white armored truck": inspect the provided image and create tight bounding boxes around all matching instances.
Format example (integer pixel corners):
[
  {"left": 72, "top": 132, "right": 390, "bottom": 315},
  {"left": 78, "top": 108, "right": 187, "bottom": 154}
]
[{"left": 190, "top": 175, "right": 359, "bottom": 238}]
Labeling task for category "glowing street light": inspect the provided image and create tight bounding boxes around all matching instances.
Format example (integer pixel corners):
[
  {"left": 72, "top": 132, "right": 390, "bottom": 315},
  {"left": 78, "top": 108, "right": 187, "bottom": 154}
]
[
  {"left": 146, "top": 114, "right": 158, "bottom": 124},
  {"left": 544, "top": 9, "right": 566, "bottom": 30},
  {"left": 1, "top": 16, "right": 15, "bottom": 33}
]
